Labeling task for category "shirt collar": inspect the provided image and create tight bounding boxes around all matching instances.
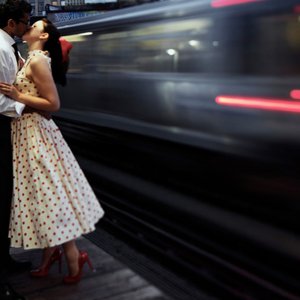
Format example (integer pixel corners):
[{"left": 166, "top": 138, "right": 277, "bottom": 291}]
[{"left": 0, "top": 29, "right": 16, "bottom": 47}]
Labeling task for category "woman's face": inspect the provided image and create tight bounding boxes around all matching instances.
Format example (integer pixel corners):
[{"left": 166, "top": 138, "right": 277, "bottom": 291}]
[{"left": 22, "top": 20, "right": 45, "bottom": 44}]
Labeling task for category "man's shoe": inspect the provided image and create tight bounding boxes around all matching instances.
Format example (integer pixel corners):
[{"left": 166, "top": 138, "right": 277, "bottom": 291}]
[
  {"left": 0, "top": 283, "right": 25, "bottom": 300},
  {"left": 5, "top": 257, "right": 31, "bottom": 273}
]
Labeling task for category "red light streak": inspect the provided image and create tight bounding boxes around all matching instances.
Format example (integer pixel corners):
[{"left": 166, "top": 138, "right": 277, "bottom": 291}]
[
  {"left": 211, "top": 0, "right": 262, "bottom": 8},
  {"left": 290, "top": 90, "right": 300, "bottom": 100},
  {"left": 215, "top": 95, "right": 300, "bottom": 113}
]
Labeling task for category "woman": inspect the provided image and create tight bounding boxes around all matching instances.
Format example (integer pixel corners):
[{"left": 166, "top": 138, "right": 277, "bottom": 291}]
[{"left": 0, "top": 19, "right": 104, "bottom": 284}]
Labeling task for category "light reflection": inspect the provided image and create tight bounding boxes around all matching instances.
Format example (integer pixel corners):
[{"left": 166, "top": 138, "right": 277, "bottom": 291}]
[
  {"left": 166, "top": 49, "right": 179, "bottom": 71},
  {"left": 211, "top": 0, "right": 263, "bottom": 8},
  {"left": 188, "top": 40, "right": 200, "bottom": 47}
]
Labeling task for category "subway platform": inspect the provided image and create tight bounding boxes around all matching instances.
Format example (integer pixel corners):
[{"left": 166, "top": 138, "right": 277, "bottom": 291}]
[{"left": 8, "top": 236, "right": 173, "bottom": 300}]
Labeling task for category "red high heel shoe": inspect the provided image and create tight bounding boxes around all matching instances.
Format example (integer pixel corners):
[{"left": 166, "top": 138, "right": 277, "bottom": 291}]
[
  {"left": 63, "top": 251, "right": 94, "bottom": 284},
  {"left": 30, "top": 247, "right": 63, "bottom": 277}
]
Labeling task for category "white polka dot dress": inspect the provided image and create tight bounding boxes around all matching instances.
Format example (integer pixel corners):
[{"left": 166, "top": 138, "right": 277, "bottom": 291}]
[{"left": 8, "top": 50, "right": 104, "bottom": 250}]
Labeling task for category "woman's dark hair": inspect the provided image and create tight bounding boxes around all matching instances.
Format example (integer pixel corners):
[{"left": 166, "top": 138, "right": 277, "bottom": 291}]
[{"left": 42, "top": 18, "right": 66, "bottom": 86}]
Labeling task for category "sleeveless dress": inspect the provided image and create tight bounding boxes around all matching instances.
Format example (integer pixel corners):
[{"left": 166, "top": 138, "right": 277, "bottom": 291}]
[{"left": 8, "top": 50, "right": 104, "bottom": 249}]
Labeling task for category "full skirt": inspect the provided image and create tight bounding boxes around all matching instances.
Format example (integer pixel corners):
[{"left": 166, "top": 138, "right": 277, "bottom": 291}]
[{"left": 9, "top": 113, "right": 104, "bottom": 249}]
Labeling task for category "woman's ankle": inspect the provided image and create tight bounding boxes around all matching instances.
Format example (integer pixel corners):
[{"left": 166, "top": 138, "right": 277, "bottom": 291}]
[
  {"left": 40, "top": 247, "right": 57, "bottom": 268},
  {"left": 65, "top": 247, "right": 80, "bottom": 276},
  {"left": 68, "top": 258, "right": 79, "bottom": 276}
]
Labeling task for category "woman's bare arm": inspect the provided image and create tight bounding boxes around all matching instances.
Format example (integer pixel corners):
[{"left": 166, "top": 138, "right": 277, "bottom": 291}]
[{"left": 0, "top": 55, "right": 60, "bottom": 112}]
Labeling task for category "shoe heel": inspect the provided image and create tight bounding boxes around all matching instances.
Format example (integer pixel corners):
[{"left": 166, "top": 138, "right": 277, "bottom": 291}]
[
  {"left": 86, "top": 256, "right": 95, "bottom": 272},
  {"left": 58, "top": 256, "right": 62, "bottom": 273},
  {"left": 63, "top": 250, "right": 95, "bottom": 284}
]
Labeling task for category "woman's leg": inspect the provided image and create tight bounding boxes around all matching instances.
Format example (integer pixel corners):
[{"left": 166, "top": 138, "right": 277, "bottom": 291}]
[
  {"left": 31, "top": 246, "right": 63, "bottom": 277},
  {"left": 62, "top": 240, "right": 80, "bottom": 276},
  {"left": 39, "top": 246, "right": 59, "bottom": 269}
]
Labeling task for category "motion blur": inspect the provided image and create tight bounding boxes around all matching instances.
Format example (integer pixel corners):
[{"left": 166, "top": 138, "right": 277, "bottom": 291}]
[{"left": 48, "top": 0, "right": 300, "bottom": 299}]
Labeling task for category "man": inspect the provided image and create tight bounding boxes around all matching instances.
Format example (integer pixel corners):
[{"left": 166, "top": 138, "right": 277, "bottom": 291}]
[{"left": 0, "top": 0, "right": 32, "bottom": 299}]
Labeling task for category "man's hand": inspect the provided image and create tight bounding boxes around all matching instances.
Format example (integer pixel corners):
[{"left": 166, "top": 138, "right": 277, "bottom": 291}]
[{"left": 0, "top": 82, "right": 20, "bottom": 100}]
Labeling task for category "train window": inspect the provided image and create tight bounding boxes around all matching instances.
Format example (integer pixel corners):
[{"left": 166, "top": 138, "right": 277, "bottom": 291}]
[
  {"left": 64, "top": 8, "right": 300, "bottom": 78},
  {"left": 94, "top": 18, "right": 214, "bottom": 73},
  {"left": 246, "top": 13, "right": 300, "bottom": 77}
]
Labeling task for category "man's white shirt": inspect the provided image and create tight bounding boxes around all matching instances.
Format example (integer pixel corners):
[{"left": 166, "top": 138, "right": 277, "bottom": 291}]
[{"left": 0, "top": 29, "right": 25, "bottom": 117}]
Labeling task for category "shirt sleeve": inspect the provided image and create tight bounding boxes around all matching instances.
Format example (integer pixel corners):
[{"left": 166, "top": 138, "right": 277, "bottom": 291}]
[
  {"left": 0, "top": 46, "right": 25, "bottom": 117},
  {"left": 0, "top": 93, "right": 25, "bottom": 117}
]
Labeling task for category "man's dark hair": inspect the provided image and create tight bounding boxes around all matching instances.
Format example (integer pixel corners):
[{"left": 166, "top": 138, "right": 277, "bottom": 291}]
[{"left": 0, "top": 0, "right": 32, "bottom": 29}]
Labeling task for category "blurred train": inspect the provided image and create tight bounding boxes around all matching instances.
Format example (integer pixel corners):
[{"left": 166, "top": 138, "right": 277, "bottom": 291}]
[{"left": 46, "top": 0, "right": 300, "bottom": 299}]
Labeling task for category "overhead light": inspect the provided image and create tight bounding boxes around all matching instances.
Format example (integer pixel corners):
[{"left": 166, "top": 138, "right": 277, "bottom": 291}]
[
  {"left": 77, "top": 32, "right": 93, "bottom": 36},
  {"left": 62, "top": 32, "right": 93, "bottom": 42},
  {"left": 166, "top": 49, "right": 177, "bottom": 56}
]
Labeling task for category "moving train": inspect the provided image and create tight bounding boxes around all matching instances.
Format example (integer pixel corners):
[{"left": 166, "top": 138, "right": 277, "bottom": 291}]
[{"left": 45, "top": 0, "right": 300, "bottom": 298}]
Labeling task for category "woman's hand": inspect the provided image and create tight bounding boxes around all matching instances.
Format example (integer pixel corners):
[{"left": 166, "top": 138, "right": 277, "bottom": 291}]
[{"left": 0, "top": 82, "right": 20, "bottom": 101}]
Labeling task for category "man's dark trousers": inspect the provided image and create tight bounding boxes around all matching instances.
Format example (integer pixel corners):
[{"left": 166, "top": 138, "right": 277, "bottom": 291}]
[{"left": 0, "top": 115, "right": 13, "bottom": 283}]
